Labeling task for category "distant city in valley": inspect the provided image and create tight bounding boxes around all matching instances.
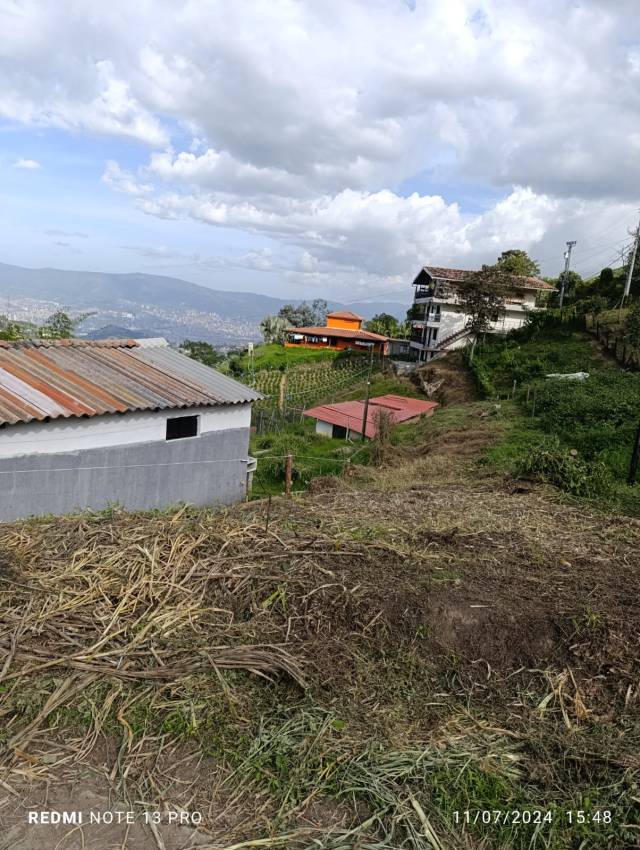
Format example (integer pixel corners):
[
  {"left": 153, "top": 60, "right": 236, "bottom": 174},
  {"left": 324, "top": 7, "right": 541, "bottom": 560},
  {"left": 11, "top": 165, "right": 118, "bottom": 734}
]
[{"left": 0, "top": 262, "right": 408, "bottom": 346}]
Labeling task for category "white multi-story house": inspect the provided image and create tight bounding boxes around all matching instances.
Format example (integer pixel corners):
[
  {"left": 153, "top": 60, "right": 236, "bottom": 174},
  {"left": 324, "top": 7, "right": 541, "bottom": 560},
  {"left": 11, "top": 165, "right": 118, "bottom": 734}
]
[{"left": 408, "top": 266, "right": 553, "bottom": 362}]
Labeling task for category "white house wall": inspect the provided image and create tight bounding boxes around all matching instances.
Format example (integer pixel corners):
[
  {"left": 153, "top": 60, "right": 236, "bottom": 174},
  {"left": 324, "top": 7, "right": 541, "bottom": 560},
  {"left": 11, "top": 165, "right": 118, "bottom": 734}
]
[
  {"left": 0, "top": 404, "right": 252, "bottom": 459},
  {"left": 315, "top": 420, "right": 334, "bottom": 438},
  {"left": 412, "top": 291, "right": 537, "bottom": 360},
  {"left": 0, "top": 403, "right": 254, "bottom": 521}
]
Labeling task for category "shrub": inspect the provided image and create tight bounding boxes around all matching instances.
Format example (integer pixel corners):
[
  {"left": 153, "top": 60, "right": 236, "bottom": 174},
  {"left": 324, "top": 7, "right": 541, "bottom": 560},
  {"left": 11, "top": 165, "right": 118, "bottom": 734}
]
[
  {"left": 369, "top": 408, "right": 395, "bottom": 466},
  {"left": 255, "top": 434, "right": 309, "bottom": 479},
  {"left": 518, "top": 438, "right": 611, "bottom": 498},
  {"left": 534, "top": 374, "right": 640, "bottom": 459},
  {"left": 624, "top": 301, "right": 640, "bottom": 348}
]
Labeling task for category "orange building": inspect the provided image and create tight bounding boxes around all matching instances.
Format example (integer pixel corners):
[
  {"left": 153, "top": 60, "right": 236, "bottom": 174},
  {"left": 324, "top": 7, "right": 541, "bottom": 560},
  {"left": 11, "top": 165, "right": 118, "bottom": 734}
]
[{"left": 285, "top": 311, "right": 389, "bottom": 354}]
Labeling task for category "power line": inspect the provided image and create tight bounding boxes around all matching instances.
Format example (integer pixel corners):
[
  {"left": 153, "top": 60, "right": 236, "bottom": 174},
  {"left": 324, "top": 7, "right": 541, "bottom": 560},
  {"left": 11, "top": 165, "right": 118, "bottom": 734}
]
[
  {"left": 574, "top": 241, "right": 634, "bottom": 280},
  {"left": 571, "top": 236, "right": 632, "bottom": 266}
]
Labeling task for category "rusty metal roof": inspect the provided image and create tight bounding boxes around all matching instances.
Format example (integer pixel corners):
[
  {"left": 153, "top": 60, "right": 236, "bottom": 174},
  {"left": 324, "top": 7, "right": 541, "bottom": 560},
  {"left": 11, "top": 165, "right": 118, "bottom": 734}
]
[{"left": 0, "top": 338, "right": 261, "bottom": 428}]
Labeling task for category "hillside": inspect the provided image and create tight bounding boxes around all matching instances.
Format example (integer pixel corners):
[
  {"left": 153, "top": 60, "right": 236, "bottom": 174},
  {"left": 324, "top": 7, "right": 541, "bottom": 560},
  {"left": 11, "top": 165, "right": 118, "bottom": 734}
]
[
  {"left": 1, "top": 393, "right": 638, "bottom": 848},
  {"left": 0, "top": 262, "right": 288, "bottom": 318},
  {"left": 0, "top": 262, "right": 409, "bottom": 346}
]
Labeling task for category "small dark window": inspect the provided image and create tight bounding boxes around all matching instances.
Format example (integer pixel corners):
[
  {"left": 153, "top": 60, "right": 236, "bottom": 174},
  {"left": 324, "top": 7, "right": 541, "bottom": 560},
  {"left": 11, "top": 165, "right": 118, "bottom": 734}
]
[{"left": 166, "top": 415, "right": 199, "bottom": 440}]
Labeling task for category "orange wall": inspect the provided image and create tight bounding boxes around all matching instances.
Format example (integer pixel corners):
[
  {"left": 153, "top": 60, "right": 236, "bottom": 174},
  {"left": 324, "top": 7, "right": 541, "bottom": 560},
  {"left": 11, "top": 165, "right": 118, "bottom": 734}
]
[
  {"left": 327, "top": 316, "right": 362, "bottom": 330},
  {"left": 285, "top": 338, "right": 388, "bottom": 354}
]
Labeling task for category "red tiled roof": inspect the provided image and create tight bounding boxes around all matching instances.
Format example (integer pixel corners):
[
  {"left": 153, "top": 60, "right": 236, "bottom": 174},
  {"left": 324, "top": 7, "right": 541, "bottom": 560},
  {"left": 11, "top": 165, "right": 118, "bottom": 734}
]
[
  {"left": 419, "top": 266, "right": 554, "bottom": 291},
  {"left": 287, "top": 326, "right": 388, "bottom": 342},
  {"left": 0, "top": 338, "right": 261, "bottom": 428},
  {"left": 327, "top": 310, "right": 363, "bottom": 321},
  {"left": 304, "top": 394, "right": 438, "bottom": 438}
]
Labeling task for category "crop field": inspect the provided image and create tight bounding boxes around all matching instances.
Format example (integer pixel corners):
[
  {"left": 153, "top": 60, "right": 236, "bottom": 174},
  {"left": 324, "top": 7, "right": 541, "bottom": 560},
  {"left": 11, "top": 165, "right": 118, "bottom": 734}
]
[{"left": 250, "top": 359, "right": 377, "bottom": 411}]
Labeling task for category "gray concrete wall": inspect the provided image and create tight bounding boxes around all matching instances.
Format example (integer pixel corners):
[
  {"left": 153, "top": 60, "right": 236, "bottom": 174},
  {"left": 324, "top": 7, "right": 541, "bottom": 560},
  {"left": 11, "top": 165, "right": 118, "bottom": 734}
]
[{"left": 0, "top": 427, "right": 250, "bottom": 522}]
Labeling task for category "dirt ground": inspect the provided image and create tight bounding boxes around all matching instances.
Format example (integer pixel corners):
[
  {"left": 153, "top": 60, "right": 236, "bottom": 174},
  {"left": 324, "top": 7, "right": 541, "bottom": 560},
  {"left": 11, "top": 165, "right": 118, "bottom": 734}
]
[
  {"left": 1, "top": 402, "right": 639, "bottom": 848},
  {"left": 414, "top": 351, "right": 478, "bottom": 405}
]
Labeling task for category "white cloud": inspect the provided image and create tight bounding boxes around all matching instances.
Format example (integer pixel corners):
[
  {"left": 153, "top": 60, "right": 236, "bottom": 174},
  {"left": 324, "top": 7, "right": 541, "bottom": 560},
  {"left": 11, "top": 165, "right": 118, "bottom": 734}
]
[
  {"left": 14, "top": 158, "right": 40, "bottom": 170},
  {"left": 102, "top": 161, "right": 152, "bottom": 196},
  {"left": 2, "top": 0, "right": 639, "bottom": 295}
]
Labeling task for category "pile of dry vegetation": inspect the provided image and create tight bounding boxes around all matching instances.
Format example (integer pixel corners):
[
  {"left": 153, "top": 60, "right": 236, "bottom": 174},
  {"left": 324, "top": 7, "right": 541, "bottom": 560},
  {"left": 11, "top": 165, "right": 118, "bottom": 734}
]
[{"left": 0, "top": 414, "right": 639, "bottom": 848}]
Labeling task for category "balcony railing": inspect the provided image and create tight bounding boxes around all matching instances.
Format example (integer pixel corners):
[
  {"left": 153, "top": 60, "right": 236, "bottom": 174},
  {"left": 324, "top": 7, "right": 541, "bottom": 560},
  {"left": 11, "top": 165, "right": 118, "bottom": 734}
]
[
  {"left": 414, "top": 285, "right": 450, "bottom": 301},
  {"left": 414, "top": 287, "right": 434, "bottom": 299}
]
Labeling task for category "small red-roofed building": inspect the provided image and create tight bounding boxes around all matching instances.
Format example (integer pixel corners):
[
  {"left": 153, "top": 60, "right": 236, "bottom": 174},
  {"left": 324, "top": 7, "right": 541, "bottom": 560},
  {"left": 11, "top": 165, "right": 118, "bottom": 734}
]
[{"left": 304, "top": 394, "right": 437, "bottom": 440}]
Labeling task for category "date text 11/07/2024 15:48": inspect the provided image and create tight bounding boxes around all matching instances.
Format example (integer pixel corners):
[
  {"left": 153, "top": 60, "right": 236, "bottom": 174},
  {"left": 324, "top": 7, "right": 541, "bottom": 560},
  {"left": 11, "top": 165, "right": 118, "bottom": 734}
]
[{"left": 453, "top": 810, "right": 613, "bottom": 827}]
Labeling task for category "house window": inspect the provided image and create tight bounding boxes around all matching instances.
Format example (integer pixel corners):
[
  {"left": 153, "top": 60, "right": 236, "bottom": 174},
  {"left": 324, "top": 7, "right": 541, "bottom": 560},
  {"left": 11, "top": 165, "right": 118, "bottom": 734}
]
[
  {"left": 166, "top": 415, "right": 199, "bottom": 440},
  {"left": 432, "top": 328, "right": 438, "bottom": 341}
]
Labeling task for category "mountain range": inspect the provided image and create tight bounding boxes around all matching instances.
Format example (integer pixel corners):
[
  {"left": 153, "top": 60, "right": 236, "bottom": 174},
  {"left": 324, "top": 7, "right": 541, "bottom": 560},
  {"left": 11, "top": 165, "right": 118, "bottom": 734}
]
[{"left": 0, "top": 262, "right": 408, "bottom": 345}]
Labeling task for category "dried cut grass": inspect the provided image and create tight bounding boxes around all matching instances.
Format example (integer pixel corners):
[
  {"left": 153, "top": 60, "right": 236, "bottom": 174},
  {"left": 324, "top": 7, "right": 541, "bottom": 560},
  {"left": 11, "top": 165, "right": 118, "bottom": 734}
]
[{"left": 1, "top": 438, "right": 640, "bottom": 846}]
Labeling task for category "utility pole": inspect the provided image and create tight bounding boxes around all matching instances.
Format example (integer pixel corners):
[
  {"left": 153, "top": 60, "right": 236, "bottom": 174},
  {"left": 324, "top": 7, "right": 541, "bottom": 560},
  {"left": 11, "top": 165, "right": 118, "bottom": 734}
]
[
  {"left": 622, "top": 214, "right": 640, "bottom": 305},
  {"left": 360, "top": 344, "right": 375, "bottom": 442},
  {"left": 558, "top": 240, "right": 577, "bottom": 310}
]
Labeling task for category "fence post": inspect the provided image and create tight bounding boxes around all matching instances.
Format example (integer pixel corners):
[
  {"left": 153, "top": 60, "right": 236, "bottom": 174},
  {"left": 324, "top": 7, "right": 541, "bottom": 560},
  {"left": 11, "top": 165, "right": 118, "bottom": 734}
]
[
  {"left": 512, "top": 379, "right": 517, "bottom": 399},
  {"left": 279, "top": 372, "right": 287, "bottom": 413},
  {"left": 285, "top": 453, "right": 293, "bottom": 497},
  {"left": 531, "top": 387, "right": 537, "bottom": 419},
  {"left": 628, "top": 423, "right": 640, "bottom": 485}
]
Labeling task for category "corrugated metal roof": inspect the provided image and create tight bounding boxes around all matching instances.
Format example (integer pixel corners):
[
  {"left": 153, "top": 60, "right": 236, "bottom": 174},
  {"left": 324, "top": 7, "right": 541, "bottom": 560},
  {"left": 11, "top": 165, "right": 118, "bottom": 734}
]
[
  {"left": 0, "top": 338, "right": 261, "bottom": 428},
  {"left": 304, "top": 394, "right": 438, "bottom": 438}
]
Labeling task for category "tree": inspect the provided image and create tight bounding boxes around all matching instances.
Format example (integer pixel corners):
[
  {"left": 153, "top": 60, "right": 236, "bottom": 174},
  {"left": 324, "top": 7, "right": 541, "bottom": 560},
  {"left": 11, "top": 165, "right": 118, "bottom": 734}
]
[
  {"left": 181, "top": 340, "right": 222, "bottom": 367},
  {"left": 457, "top": 266, "right": 508, "bottom": 359},
  {"left": 558, "top": 269, "right": 583, "bottom": 303},
  {"left": 38, "top": 310, "right": 92, "bottom": 339},
  {"left": 260, "top": 315, "right": 288, "bottom": 344},
  {"left": 493, "top": 249, "right": 540, "bottom": 278},
  {"left": 365, "top": 313, "right": 411, "bottom": 339},
  {"left": 310, "top": 299, "right": 328, "bottom": 325},
  {"left": 0, "top": 315, "right": 23, "bottom": 341},
  {"left": 365, "top": 313, "right": 401, "bottom": 337},
  {"left": 599, "top": 267, "right": 614, "bottom": 289},
  {"left": 277, "top": 299, "right": 328, "bottom": 328}
]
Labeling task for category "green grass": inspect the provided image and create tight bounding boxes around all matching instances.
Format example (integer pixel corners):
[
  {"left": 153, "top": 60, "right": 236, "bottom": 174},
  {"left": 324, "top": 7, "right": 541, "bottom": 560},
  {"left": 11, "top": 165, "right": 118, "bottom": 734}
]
[
  {"left": 238, "top": 343, "right": 349, "bottom": 370},
  {"left": 249, "top": 369, "right": 433, "bottom": 496},
  {"left": 470, "top": 323, "right": 605, "bottom": 396},
  {"left": 467, "top": 321, "right": 640, "bottom": 511},
  {"left": 250, "top": 419, "right": 370, "bottom": 496},
  {"left": 337, "top": 372, "right": 426, "bottom": 402}
]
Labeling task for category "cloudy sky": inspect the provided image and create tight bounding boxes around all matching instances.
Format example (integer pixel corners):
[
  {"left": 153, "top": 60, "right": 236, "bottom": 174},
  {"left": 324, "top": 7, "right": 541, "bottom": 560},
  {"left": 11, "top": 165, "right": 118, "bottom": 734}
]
[{"left": 1, "top": 0, "right": 638, "bottom": 301}]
